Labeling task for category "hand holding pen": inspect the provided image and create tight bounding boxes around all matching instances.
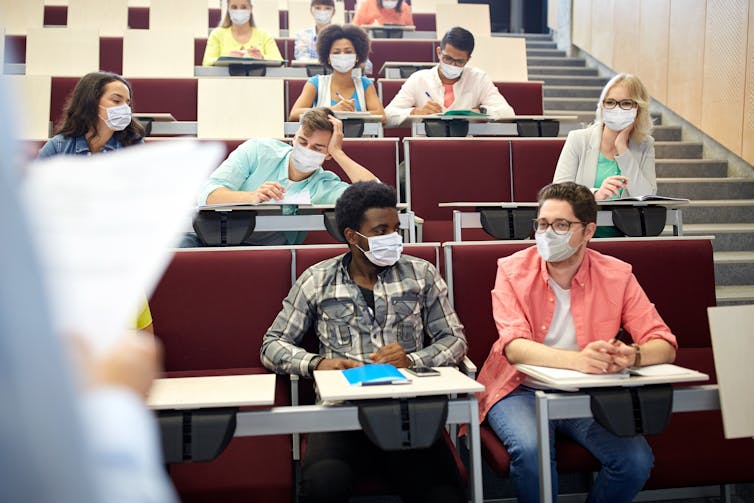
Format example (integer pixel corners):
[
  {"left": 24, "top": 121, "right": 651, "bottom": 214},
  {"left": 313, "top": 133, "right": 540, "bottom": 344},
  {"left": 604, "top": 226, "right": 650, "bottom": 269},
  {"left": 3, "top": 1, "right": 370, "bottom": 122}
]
[
  {"left": 333, "top": 91, "right": 356, "bottom": 112},
  {"left": 411, "top": 91, "right": 443, "bottom": 115},
  {"left": 607, "top": 328, "right": 637, "bottom": 372}
]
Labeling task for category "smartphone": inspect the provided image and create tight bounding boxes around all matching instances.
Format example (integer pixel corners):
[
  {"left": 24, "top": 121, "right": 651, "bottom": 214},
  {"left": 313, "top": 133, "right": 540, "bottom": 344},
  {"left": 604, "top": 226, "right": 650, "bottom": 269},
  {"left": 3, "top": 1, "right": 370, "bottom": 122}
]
[{"left": 406, "top": 366, "right": 441, "bottom": 377}]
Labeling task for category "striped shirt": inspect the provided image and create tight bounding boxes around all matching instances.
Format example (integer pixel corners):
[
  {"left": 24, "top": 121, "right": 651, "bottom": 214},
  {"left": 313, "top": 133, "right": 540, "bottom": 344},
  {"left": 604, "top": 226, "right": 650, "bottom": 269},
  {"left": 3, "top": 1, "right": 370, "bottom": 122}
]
[{"left": 261, "top": 252, "right": 467, "bottom": 377}]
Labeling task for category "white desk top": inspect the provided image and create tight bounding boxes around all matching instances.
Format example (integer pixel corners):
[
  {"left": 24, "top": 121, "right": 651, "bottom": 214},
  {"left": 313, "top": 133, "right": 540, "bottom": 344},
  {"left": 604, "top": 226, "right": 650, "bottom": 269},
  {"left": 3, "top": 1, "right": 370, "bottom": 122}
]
[
  {"left": 363, "top": 24, "right": 416, "bottom": 31},
  {"left": 439, "top": 200, "right": 690, "bottom": 208},
  {"left": 315, "top": 366, "right": 484, "bottom": 402},
  {"left": 147, "top": 374, "right": 276, "bottom": 410},
  {"left": 407, "top": 114, "right": 579, "bottom": 123},
  {"left": 133, "top": 113, "right": 176, "bottom": 122}
]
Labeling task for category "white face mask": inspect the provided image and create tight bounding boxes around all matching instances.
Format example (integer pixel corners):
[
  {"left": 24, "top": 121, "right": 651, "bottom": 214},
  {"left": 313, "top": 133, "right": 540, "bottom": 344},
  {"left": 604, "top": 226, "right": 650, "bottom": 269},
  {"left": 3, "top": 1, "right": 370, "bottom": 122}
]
[
  {"left": 535, "top": 229, "right": 580, "bottom": 263},
  {"left": 330, "top": 53, "right": 357, "bottom": 73},
  {"left": 356, "top": 231, "right": 403, "bottom": 267},
  {"left": 602, "top": 107, "right": 637, "bottom": 132},
  {"left": 382, "top": 0, "right": 398, "bottom": 8},
  {"left": 313, "top": 8, "right": 333, "bottom": 24},
  {"left": 439, "top": 61, "right": 463, "bottom": 80},
  {"left": 99, "top": 104, "right": 131, "bottom": 131},
  {"left": 229, "top": 8, "right": 251, "bottom": 25},
  {"left": 291, "top": 140, "right": 326, "bottom": 174}
]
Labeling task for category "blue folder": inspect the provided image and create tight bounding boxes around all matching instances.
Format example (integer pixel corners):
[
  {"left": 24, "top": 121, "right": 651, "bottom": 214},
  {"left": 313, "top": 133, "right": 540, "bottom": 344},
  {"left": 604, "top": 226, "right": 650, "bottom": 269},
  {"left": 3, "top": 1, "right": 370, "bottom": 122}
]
[{"left": 341, "top": 364, "right": 410, "bottom": 386}]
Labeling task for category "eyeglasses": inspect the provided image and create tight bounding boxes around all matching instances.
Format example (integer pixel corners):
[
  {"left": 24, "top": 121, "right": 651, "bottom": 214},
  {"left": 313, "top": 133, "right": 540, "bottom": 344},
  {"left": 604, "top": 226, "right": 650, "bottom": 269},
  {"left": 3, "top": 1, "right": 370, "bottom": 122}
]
[
  {"left": 532, "top": 218, "right": 586, "bottom": 235},
  {"left": 439, "top": 52, "right": 467, "bottom": 67},
  {"left": 602, "top": 98, "right": 637, "bottom": 110}
]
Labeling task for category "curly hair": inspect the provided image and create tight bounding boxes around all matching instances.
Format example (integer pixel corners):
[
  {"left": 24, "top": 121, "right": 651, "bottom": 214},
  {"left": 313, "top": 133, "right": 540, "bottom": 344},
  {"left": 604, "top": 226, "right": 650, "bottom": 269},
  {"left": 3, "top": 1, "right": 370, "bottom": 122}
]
[
  {"left": 537, "top": 182, "right": 598, "bottom": 224},
  {"left": 335, "top": 182, "right": 397, "bottom": 237},
  {"left": 595, "top": 73, "right": 653, "bottom": 144},
  {"left": 220, "top": 0, "right": 255, "bottom": 28},
  {"left": 316, "top": 24, "right": 371, "bottom": 69},
  {"left": 55, "top": 72, "right": 144, "bottom": 146},
  {"left": 378, "top": 0, "right": 405, "bottom": 13}
]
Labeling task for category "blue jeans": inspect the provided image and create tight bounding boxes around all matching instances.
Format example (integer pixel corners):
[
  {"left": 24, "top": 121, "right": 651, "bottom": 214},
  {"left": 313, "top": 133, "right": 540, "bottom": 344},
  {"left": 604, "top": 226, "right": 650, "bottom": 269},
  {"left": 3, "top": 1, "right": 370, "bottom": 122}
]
[{"left": 486, "top": 386, "right": 653, "bottom": 503}]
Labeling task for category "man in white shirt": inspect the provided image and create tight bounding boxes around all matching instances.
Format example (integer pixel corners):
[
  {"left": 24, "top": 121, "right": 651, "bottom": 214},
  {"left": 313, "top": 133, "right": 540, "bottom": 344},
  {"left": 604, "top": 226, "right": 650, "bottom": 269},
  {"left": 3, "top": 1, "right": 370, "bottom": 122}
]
[{"left": 384, "top": 26, "right": 515, "bottom": 127}]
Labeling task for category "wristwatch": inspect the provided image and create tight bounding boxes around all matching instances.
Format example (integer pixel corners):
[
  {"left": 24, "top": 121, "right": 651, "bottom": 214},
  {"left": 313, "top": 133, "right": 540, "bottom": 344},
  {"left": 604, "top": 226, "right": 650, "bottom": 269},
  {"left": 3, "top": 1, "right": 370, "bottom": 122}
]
[
  {"left": 631, "top": 343, "right": 641, "bottom": 367},
  {"left": 309, "top": 356, "right": 325, "bottom": 375}
]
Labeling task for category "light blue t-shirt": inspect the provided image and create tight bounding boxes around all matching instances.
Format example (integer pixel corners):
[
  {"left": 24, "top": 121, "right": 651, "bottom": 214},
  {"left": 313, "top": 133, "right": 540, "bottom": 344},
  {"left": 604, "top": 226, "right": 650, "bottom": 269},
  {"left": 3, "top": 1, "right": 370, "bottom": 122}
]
[
  {"left": 307, "top": 75, "right": 373, "bottom": 110},
  {"left": 197, "top": 138, "right": 349, "bottom": 243}
]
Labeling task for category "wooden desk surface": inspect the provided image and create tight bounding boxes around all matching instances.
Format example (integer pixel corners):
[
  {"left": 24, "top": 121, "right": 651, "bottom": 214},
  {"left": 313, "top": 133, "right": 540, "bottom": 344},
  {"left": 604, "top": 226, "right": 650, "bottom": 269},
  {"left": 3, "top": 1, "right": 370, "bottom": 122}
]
[
  {"left": 148, "top": 374, "right": 276, "bottom": 410},
  {"left": 315, "top": 366, "right": 483, "bottom": 402}
]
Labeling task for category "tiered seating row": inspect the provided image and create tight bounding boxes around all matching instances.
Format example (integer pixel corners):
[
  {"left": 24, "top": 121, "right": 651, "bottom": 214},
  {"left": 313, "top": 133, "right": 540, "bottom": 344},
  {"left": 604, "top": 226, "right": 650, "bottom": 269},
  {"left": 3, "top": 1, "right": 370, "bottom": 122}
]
[{"left": 149, "top": 238, "right": 754, "bottom": 500}]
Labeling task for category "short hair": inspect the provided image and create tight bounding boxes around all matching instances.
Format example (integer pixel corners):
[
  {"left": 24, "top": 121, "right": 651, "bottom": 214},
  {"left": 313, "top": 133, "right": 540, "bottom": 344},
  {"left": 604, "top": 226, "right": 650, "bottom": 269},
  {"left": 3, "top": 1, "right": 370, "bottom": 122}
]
[
  {"left": 336, "top": 182, "right": 398, "bottom": 237},
  {"left": 595, "top": 73, "right": 652, "bottom": 143},
  {"left": 221, "top": 0, "right": 255, "bottom": 28},
  {"left": 377, "top": 0, "right": 405, "bottom": 12},
  {"left": 441, "top": 26, "right": 475, "bottom": 56},
  {"left": 55, "top": 71, "right": 144, "bottom": 146},
  {"left": 316, "top": 24, "right": 371, "bottom": 69},
  {"left": 311, "top": 0, "right": 335, "bottom": 7},
  {"left": 537, "top": 182, "right": 597, "bottom": 224},
  {"left": 299, "top": 107, "right": 335, "bottom": 135}
]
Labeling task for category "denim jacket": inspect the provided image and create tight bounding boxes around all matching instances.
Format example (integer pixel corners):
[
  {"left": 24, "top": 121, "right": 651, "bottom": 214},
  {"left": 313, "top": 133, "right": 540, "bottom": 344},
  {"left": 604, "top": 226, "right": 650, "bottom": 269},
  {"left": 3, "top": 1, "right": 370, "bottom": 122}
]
[{"left": 38, "top": 134, "right": 130, "bottom": 158}]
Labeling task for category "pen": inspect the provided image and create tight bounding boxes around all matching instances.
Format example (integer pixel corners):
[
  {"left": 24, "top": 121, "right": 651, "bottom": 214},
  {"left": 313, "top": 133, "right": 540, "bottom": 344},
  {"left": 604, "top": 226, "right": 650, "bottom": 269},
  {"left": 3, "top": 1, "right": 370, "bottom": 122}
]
[{"left": 424, "top": 91, "right": 444, "bottom": 112}]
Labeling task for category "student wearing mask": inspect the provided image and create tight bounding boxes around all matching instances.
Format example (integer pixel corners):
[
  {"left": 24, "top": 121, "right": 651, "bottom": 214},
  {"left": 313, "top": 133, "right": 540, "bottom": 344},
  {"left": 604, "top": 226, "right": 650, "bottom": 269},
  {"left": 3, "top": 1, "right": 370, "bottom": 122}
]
[
  {"left": 38, "top": 72, "right": 144, "bottom": 158},
  {"left": 477, "top": 182, "right": 677, "bottom": 503},
  {"left": 384, "top": 27, "right": 515, "bottom": 127},
  {"left": 553, "top": 73, "right": 656, "bottom": 201},
  {"left": 202, "top": 0, "right": 283, "bottom": 66},
  {"left": 261, "top": 181, "right": 467, "bottom": 503},
  {"left": 289, "top": 24, "right": 385, "bottom": 122},
  {"left": 294, "top": 0, "right": 336, "bottom": 61},
  {"left": 352, "top": 0, "right": 413, "bottom": 26},
  {"left": 188, "top": 108, "right": 377, "bottom": 246}
]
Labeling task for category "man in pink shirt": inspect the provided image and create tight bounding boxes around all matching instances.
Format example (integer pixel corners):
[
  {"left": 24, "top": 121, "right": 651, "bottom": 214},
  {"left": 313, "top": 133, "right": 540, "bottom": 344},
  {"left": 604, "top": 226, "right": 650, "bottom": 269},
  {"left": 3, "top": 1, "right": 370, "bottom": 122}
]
[{"left": 477, "top": 182, "right": 677, "bottom": 503}]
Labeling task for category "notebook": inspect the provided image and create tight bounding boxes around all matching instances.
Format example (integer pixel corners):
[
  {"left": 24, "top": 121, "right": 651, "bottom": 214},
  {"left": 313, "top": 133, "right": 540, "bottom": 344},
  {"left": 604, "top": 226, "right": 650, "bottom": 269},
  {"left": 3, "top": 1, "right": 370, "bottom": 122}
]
[{"left": 342, "top": 364, "right": 411, "bottom": 386}]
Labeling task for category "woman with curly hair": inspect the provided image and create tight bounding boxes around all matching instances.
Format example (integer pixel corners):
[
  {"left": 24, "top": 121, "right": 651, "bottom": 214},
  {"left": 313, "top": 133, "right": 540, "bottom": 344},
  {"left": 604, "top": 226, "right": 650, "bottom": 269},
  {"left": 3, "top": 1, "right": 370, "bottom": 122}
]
[
  {"left": 289, "top": 24, "right": 385, "bottom": 122},
  {"left": 38, "top": 71, "right": 144, "bottom": 158}
]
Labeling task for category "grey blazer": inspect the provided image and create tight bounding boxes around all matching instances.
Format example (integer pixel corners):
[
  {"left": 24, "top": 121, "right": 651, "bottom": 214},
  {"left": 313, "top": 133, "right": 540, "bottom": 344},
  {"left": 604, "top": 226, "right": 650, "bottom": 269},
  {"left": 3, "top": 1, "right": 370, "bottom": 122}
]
[{"left": 553, "top": 123, "right": 656, "bottom": 197}]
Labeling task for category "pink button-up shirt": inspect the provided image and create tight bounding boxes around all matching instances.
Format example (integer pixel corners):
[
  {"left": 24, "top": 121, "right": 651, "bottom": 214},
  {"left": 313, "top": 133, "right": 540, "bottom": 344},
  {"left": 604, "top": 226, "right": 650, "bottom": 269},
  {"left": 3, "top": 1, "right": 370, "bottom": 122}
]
[{"left": 476, "top": 246, "right": 677, "bottom": 423}]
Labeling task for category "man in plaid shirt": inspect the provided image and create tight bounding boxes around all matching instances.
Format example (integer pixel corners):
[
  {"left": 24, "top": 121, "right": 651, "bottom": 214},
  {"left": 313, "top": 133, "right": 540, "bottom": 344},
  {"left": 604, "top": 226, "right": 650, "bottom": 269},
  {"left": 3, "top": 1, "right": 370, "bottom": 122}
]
[{"left": 261, "top": 181, "right": 467, "bottom": 503}]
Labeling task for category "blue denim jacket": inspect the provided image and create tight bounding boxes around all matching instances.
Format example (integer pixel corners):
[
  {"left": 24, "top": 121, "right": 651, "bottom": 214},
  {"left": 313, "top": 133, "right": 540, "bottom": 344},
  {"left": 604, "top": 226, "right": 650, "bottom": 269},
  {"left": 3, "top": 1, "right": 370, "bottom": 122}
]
[{"left": 37, "top": 134, "right": 129, "bottom": 158}]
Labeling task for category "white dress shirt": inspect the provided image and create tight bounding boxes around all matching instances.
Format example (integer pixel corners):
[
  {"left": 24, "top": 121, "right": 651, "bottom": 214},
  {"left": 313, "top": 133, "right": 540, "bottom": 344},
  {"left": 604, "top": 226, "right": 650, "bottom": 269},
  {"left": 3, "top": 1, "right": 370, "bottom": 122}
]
[{"left": 384, "top": 65, "right": 515, "bottom": 127}]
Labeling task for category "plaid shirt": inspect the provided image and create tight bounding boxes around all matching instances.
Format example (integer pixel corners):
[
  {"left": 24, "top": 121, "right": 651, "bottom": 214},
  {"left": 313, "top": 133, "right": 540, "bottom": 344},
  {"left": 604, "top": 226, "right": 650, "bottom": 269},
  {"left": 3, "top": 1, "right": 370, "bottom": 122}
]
[{"left": 261, "top": 252, "right": 467, "bottom": 377}]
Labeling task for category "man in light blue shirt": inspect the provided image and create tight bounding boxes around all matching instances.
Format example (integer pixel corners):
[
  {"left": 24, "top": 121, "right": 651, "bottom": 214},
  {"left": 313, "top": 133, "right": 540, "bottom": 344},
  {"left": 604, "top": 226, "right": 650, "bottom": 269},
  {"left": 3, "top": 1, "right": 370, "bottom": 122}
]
[{"left": 187, "top": 107, "right": 378, "bottom": 246}]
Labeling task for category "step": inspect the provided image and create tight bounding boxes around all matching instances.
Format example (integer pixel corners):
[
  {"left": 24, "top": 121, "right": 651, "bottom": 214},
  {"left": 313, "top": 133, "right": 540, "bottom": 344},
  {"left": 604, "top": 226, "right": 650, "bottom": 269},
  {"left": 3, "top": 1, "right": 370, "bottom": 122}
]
[
  {"left": 655, "top": 159, "right": 727, "bottom": 178},
  {"left": 527, "top": 49, "right": 567, "bottom": 58},
  {"left": 544, "top": 85, "right": 603, "bottom": 98},
  {"left": 526, "top": 41, "right": 558, "bottom": 49},
  {"left": 654, "top": 142, "right": 703, "bottom": 159},
  {"left": 529, "top": 66, "right": 599, "bottom": 77},
  {"left": 677, "top": 223, "right": 754, "bottom": 251},
  {"left": 714, "top": 253, "right": 754, "bottom": 285},
  {"left": 657, "top": 178, "right": 754, "bottom": 199},
  {"left": 652, "top": 126, "right": 682, "bottom": 142},
  {"left": 495, "top": 32, "right": 553, "bottom": 41},
  {"left": 716, "top": 285, "right": 754, "bottom": 304},
  {"left": 544, "top": 97, "right": 598, "bottom": 111},
  {"left": 683, "top": 203, "right": 754, "bottom": 224},
  {"left": 536, "top": 75, "right": 610, "bottom": 87},
  {"left": 527, "top": 56, "right": 586, "bottom": 67}
]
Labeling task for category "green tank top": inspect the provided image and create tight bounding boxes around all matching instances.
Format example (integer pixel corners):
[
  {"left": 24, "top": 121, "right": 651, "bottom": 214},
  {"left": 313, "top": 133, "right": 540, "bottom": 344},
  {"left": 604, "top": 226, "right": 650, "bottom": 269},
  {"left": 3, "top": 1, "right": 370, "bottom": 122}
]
[{"left": 594, "top": 153, "right": 623, "bottom": 237}]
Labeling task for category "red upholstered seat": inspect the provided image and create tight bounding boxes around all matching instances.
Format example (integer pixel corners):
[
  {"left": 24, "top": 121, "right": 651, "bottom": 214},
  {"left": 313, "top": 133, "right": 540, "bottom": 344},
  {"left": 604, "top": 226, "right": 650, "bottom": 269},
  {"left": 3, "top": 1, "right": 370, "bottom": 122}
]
[
  {"left": 495, "top": 81, "right": 544, "bottom": 116},
  {"left": 129, "top": 7, "right": 149, "bottom": 29},
  {"left": 510, "top": 138, "right": 565, "bottom": 201},
  {"left": 43, "top": 5, "right": 67, "bottom": 25},
  {"left": 194, "top": 38, "right": 207, "bottom": 66},
  {"left": 405, "top": 138, "right": 512, "bottom": 242},
  {"left": 412, "top": 12, "right": 436, "bottom": 31},
  {"left": 150, "top": 249, "right": 295, "bottom": 502},
  {"left": 368, "top": 39, "right": 437, "bottom": 81}
]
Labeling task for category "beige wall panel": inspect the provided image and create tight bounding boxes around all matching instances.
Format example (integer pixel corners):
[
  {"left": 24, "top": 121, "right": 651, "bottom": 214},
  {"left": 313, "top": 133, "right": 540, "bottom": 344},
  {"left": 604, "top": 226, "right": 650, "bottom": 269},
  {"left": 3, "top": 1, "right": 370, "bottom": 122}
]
[
  {"left": 590, "top": 0, "right": 614, "bottom": 67},
  {"left": 572, "top": 0, "right": 592, "bottom": 51},
  {"left": 411, "top": 0, "right": 457, "bottom": 15},
  {"left": 150, "top": 0, "right": 208, "bottom": 37},
  {"left": 1, "top": 75, "right": 52, "bottom": 140},
  {"left": 472, "top": 37, "right": 528, "bottom": 82},
  {"left": 252, "top": 0, "right": 281, "bottom": 38},
  {"left": 0, "top": 0, "right": 44, "bottom": 35},
  {"left": 638, "top": 0, "right": 670, "bottom": 104},
  {"left": 547, "top": 0, "right": 558, "bottom": 30},
  {"left": 436, "top": 4, "right": 491, "bottom": 38},
  {"left": 123, "top": 30, "right": 195, "bottom": 77},
  {"left": 612, "top": 0, "right": 641, "bottom": 75},
  {"left": 26, "top": 28, "right": 100, "bottom": 77},
  {"left": 68, "top": 0, "right": 129, "bottom": 37},
  {"left": 701, "top": 0, "right": 748, "bottom": 154},
  {"left": 742, "top": 1, "right": 754, "bottom": 165},
  {"left": 198, "top": 78, "right": 284, "bottom": 139},
  {"left": 667, "top": 0, "right": 705, "bottom": 126}
]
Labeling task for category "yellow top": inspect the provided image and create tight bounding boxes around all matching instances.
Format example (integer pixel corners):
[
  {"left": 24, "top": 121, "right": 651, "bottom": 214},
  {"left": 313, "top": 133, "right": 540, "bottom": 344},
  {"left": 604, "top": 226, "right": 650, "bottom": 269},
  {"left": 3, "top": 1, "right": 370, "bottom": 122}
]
[
  {"left": 134, "top": 302, "right": 153, "bottom": 331},
  {"left": 202, "top": 26, "right": 283, "bottom": 66}
]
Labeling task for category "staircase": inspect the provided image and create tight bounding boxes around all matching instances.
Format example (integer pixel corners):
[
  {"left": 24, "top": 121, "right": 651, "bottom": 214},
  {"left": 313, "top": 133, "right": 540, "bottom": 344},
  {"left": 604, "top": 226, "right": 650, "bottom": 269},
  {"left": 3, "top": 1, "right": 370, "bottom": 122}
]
[{"left": 521, "top": 33, "right": 754, "bottom": 306}]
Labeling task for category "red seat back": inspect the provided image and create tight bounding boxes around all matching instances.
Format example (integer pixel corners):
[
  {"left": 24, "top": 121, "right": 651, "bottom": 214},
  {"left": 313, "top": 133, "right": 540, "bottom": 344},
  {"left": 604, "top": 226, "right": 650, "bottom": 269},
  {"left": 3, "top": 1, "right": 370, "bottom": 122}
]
[
  {"left": 412, "top": 12, "right": 436, "bottom": 31},
  {"left": 379, "top": 79, "right": 404, "bottom": 105},
  {"left": 368, "top": 39, "right": 436, "bottom": 80},
  {"left": 510, "top": 138, "right": 565, "bottom": 201},
  {"left": 494, "top": 81, "right": 544, "bottom": 116}
]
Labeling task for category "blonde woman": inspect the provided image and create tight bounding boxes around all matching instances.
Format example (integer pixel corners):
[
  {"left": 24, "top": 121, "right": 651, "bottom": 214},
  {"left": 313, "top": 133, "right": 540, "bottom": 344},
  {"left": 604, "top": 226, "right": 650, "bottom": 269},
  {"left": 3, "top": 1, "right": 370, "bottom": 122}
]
[
  {"left": 553, "top": 73, "right": 656, "bottom": 201},
  {"left": 202, "top": 0, "right": 283, "bottom": 66}
]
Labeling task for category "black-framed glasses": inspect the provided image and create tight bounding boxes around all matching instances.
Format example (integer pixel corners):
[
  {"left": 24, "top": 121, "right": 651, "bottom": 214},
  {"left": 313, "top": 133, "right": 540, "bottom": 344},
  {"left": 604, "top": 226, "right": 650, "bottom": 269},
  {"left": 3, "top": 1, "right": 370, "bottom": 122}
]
[
  {"left": 440, "top": 52, "right": 468, "bottom": 67},
  {"left": 532, "top": 218, "right": 587, "bottom": 235},
  {"left": 602, "top": 98, "right": 637, "bottom": 110}
]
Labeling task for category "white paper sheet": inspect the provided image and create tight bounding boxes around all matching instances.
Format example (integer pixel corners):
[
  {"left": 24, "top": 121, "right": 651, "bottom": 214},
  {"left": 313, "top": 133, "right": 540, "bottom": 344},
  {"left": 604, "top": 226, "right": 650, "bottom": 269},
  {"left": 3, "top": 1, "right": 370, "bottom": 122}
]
[{"left": 22, "top": 140, "right": 224, "bottom": 353}]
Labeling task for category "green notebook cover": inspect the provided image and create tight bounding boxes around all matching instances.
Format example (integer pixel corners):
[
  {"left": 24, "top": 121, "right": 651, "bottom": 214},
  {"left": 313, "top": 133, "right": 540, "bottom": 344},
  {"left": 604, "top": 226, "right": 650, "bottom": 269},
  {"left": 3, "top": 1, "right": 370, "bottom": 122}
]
[{"left": 441, "top": 110, "right": 488, "bottom": 117}]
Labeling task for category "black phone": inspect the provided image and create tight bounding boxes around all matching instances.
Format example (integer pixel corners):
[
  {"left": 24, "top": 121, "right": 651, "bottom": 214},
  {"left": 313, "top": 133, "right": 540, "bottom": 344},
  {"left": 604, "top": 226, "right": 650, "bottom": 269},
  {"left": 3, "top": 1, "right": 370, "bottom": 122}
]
[{"left": 406, "top": 366, "right": 441, "bottom": 377}]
